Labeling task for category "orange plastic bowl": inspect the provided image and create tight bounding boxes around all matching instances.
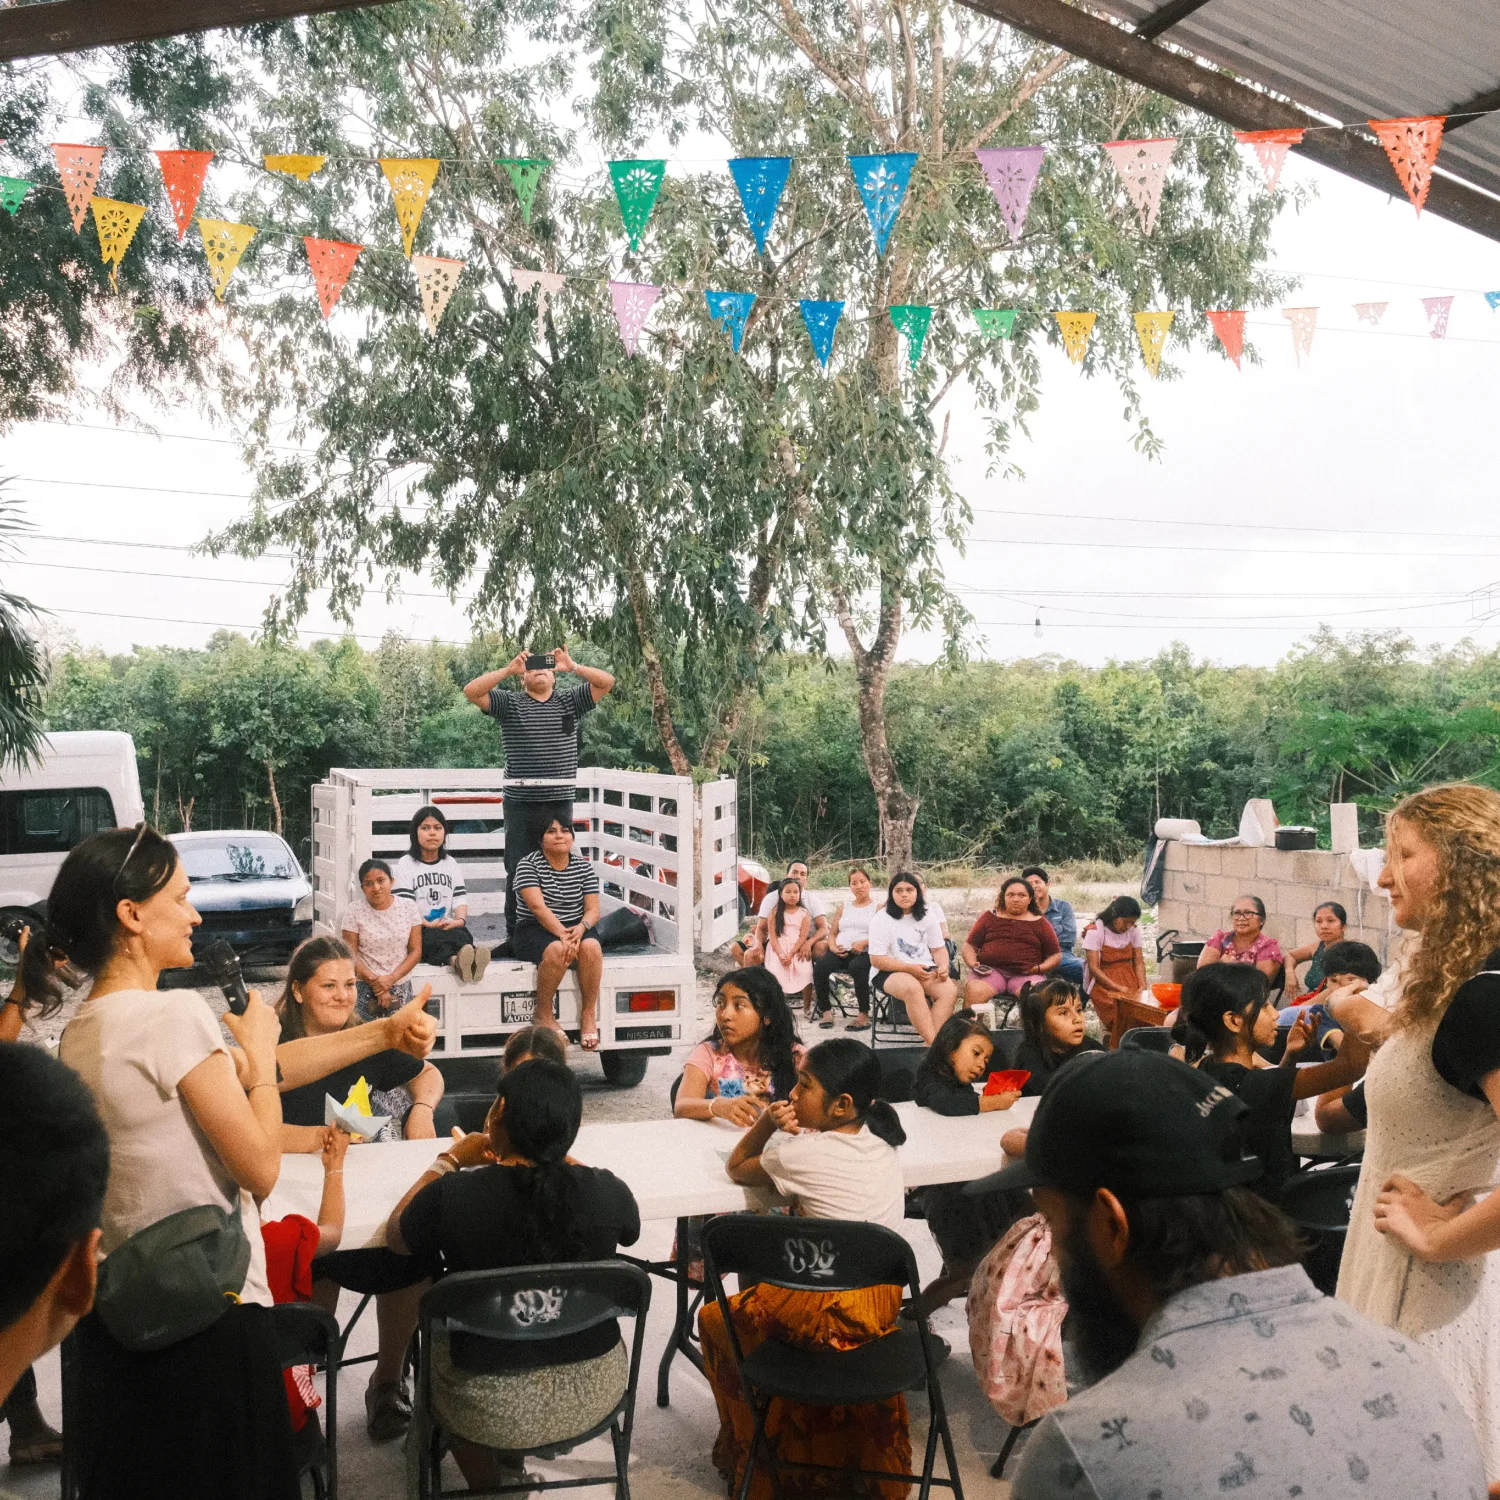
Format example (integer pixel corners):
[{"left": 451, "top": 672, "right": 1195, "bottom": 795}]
[{"left": 1151, "top": 982, "right": 1182, "bottom": 1008}]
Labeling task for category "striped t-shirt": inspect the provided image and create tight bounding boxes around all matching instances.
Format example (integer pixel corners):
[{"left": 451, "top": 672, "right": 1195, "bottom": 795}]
[
  {"left": 513, "top": 850, "right": 600, "bottom": 931},
  {"left": 485, "top": 682, "right": 597, "bottom": 802}
]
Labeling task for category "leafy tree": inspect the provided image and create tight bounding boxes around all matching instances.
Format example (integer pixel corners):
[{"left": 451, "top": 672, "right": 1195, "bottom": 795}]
[{"left": 0, "top": 496, "right": 48, "bottom": 768}]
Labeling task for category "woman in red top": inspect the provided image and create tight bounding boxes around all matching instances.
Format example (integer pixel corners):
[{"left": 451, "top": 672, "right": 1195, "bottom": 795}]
[{"left": 962, "top": 876, "right": 1061, "bottom": 1007}]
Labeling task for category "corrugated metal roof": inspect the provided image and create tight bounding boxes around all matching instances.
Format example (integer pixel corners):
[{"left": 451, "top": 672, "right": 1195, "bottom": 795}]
[{"left": 1089, "top": 0, "right": 1500, "bottom": 201}]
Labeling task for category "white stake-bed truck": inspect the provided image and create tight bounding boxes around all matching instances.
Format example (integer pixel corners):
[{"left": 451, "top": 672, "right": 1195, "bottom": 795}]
[{"left": 311, "top": 767, "right": 740, "bottom": 1087}]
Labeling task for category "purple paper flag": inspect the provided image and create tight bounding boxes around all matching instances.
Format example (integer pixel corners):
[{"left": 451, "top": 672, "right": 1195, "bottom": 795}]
[
  {"left": 974, "top": 147, "right": 1045, "bottom": 241},
  {"left": 609, "top": 280, "right": 659, "bottom": 356}
]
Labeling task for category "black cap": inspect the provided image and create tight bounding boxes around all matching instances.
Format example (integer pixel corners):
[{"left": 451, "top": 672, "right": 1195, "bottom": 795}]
[{"left": 967, "top": 1049, "right": 1263, "bottom": 1198}]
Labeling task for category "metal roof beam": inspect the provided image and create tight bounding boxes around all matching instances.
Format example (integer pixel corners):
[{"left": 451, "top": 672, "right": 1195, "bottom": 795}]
[
  {"left": 951, "top": 0, "right": 1500, "bottom": 244},
  {"left": 1444, "top": 82, "right": 1500, "bottom": 134},
  {"left": 0, "top": 0, "right": 392, "bottom": 61},
  {"left": 1135, "top": 0, "right": 1216, "bottom": 43}
]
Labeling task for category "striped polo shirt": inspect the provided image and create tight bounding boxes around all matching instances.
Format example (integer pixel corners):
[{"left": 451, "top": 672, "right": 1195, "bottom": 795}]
[
  {"left": 485, "top": 682, "right": 597, "bottom": 802},
  {"left": 513, "top": 850, "right": 600, "bottom": 931}
]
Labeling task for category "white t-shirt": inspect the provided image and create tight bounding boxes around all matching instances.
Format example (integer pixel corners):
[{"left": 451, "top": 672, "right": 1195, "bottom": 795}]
[
  {"left": 759, "top": 886, "right": 825, "bottom": 920},
  {"left": 833, "top": 899, "right": 876, "bottom": 950},
  {"left": 925, "top": 899, "right": 950, "bottom": 933},
  {"left": 392, "top": 853, "right": 467, "bottom": 923},
  {"left": 868, "top": 908, "right": 946, "bottom": 972},
  {"left": 761, "top": 1125, "right": 905, "bottom": 1230},
  {"left": 342, "top": 895, "right": 421, "bottom": 974},
  {"left": 59, "top": 989, "right": 272, "bottom": 1307}
]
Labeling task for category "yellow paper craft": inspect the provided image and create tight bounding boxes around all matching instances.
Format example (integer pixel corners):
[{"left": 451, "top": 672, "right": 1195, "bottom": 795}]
[
  {"left": 90, "top": 196, "right": 146, "bottom": 290},
  {"left": 379, "top": 157, "right": 441, "bottom": 255},
  {"left": 197, "top": 217, "right": 257, "bottom": 300},
  {"left": 1133, "top": 310, "right": 1175, "bottom": 378},
  {"left": 1053, "top": 310, "right": 1097, "bottom": 366},
  {"left": 343, "top": 1075, "right": 373, "bottom": 1116},
  {"left": 264, "top": 154, "right": 328, "bottom": 181}
]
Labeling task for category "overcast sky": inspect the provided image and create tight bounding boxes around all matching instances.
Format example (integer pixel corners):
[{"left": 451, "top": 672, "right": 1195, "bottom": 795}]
[{"left": 7, "top": 143, "right": 1499, "bottom": 669}]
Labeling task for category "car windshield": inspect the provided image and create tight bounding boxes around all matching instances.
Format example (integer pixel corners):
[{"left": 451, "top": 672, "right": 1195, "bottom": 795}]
[{"left": 176, "top": 836, "right": 299, "bottom": 883}]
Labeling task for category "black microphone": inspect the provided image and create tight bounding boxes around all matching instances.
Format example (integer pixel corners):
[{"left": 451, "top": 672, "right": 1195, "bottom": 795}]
[{"left": 201, "top": 940, "right": 250, "bottom": 1016}]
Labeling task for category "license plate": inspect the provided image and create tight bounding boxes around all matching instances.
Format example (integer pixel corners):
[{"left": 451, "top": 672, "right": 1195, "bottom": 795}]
[{"left": 501, "top": 993, "right": 536, "bottom": 1024}]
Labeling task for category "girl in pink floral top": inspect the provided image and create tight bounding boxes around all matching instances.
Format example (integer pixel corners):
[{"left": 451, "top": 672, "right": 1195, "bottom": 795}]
[
  {"left": 1198, "top": 894, "right": 1285, "bottom": 985},
  {"left": 674, "top": 967, "right": 804, "bottom": 1126}
]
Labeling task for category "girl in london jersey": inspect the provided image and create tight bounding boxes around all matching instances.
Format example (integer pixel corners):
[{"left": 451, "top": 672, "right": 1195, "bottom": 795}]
[{"left": 392, "top": 805, "right": 489, "bottom": 982}]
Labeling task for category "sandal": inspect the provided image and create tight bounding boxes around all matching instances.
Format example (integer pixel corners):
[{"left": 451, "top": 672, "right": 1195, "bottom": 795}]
[
  {"left": 818, "top": 1016, "right": 835, "bottom": 1029},
  {"left": 365, "top": 1379, "right": 412, "bottom": 1442},
  {"left": 8, "top": 1434, "right": 63, "bottom": 1466},
  {"left": 580, "top": 1030, "right": 601, "bottom": 1051},
  {"left": 847, "top": 1015, "right": 872, "bottom": 1031}
]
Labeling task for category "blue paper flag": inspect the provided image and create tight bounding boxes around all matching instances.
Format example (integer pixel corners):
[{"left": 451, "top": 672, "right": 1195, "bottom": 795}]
[
  {"left": 705, "top": 290, "right": 757, "bottom": 353},
  {"left": 848, "top": 152, "right": 917, "bottom": 255},
  {"left": 1487, "top": 291, "right": 1500, "bottom": 311},
  {"left": 799, "top": 299, "right": 845, "bottom": 369},
  {"left": 728, "top": 157, "right": 791, "bottom": 255}
]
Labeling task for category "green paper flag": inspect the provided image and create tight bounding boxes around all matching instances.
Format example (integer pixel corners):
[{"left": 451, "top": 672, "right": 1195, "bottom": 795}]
[
  {"left": 608, "top": 160, "right": 666, "bottom": 250},
  {"left": 889, "top": 305, "right": 933, "bottom": 371},
  {"left": 499, "top": 158, "right": 550, "bottom": 226},
  {"left": 974, "top": 308, "right": 1019, "bottom": 339},
  {"left": 0, "top": 178, "right": 31, "bottom": 216}
]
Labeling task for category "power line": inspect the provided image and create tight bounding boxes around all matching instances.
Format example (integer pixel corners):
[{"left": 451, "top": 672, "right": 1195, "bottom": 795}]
[
  {"left": 45, "top": 604, "right": 466, "bottom": 647},
  {"left": 967, "top": 535, "right": 1500, "bottom": 559},
  {"left": 964, "top": 507, "right": 1500, "bottom": 542}
]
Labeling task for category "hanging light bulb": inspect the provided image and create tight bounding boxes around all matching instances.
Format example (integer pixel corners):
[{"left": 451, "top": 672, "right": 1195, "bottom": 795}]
[{"left": 1033, "top": 608, "right": 1043, "bottom": 640}]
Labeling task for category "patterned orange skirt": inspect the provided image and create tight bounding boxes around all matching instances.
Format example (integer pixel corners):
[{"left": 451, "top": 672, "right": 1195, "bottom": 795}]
[{"left": 699, "top": 1283, "right": 911, "bottom": 1500}]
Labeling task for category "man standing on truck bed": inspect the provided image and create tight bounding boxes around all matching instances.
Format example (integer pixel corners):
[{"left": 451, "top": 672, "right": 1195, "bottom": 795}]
[{"left": 464, "top": 647, "right": 615, "bottom": 939}]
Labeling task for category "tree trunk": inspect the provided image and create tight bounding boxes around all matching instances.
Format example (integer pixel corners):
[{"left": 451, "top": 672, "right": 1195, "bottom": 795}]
[
  {"left": 835, "top": 573, "right": 919, "bottom": 872},
  {"left": 153, "top": 748, "right": 162, "bottom": 828},
  {"left": 624, "top": 564, "right": 693, "bottom": 777},
  {"left": 177, "top": 791, "right": 195, "bottom": 832},
  {"left": 265, "top": 759, "right": 283, "bottom": 836}
]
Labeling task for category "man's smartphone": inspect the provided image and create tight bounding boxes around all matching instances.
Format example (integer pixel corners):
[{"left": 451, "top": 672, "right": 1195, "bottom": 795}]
[{"left": 525, "top": 653, "right": 556, "bottom": 672}]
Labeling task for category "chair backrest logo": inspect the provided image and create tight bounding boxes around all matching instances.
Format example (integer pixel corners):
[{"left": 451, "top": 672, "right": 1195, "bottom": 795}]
[
  {"left": 510, "top": 1287, "right": 566, "bottom": 1325},
  {"left": 783, "top": 1236, "right": 837, "bottom": 1278}
]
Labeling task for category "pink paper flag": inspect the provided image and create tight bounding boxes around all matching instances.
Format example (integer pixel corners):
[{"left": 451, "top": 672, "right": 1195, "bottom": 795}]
[
  {"left": 53, "top": 143, "right": 105, "bottom": 232},
  {"left": 1282, "top": 306, "right": 1318, "bottom": 364},
  {"left": 1354, "top": 301, "right": 1388, "bottom": 325},
  {"left": 974, "top": 147, "right": 1045, "bottom": 241},
  {"left": 512, "top": 267, "right": 566, "bottom": 339},
  {"left": 1102, "top": 137, "right": 1176, "bottom": 235},
  {"left": 1233, "top": 128, "right": 1304, "bottom": 193},
  {"left": 609, "top": 280, "right": 659, "bottom": 356},
  {"left": 1422, "top": 294, "right": 1454, "bottom": 339}
]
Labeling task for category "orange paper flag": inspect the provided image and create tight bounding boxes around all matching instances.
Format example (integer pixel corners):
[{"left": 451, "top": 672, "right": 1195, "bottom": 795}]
[
  {"left": 53, "top": 143, "right": 105, "bottom": 232},
  {"left": 197, "top": 217, "right": 257, "bottom": 301},
  {"left": 1133, "top": 310, "right": 1175, "bottom": 377},
  {"left": 264, "top": 154, "right": 327, "bottom": 181},
  {"left": 379, "top": 158, "right": 440, "bottom": 256},
  {"left": 1205, "top": 309, "right": 1246, "bottom": 369},
  {"left": 304, "top": 236, "right": 362, "bottom": 319},
  {"left": 90, "top": 196, "right": 146, "bottom": 290},
  {"left": 1053, "top": 311, "right": 1097, "bottom": 366},
  {"left": 1368, "top": 115, "right": 1445, "bottom": 215},
  {"left": 412, "top": 254, "right": 463, "bottom": 334},
  {"left": 156, "top": 149, "right": 213, "bottom": 240}
]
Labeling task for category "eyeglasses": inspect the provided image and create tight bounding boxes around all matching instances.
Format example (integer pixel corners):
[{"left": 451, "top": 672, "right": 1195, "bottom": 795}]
[
  {"left": 113, "top": 822, "right": 151, "bottom": 896},
  {"left": 1230, "top": 908, "right": 1260, "bottom": 918}
]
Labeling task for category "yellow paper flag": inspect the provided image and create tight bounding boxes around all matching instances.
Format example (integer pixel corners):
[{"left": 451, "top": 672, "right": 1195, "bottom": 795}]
[
  {"left": 90, "top": 196, "right": 146, "bottom": 291},
  {"left": 412, "top": 253, "right": 464, "bottom": 334},
  {"left": 1133, "top": 310, "right": 1175, "bottom": 378},
  {"left": 1053, "top": 310, "right": 1097, "bottom": 366},
  {"left": 379, "top": 157, "right": 440, "bottom": 256},
  {"left": 264, "top": 153, "right": 327, "bottom": 181},
  {"left": 342, "top": 1076, "right": 373, "bottom": 1117},
  {"left": 196, "top": 217, "right": 257, "bottom": 301}
]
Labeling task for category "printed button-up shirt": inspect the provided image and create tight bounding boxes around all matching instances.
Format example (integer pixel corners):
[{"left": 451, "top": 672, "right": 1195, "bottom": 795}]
[{"left": 1011, "top": 1264, "right": 1485, "bottom": 1498}]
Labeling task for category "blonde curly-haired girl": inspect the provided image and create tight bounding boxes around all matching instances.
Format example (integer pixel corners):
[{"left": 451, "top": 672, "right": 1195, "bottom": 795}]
[{"left": 1337, "top": 781, "right": 1500, "bottom": 1480}]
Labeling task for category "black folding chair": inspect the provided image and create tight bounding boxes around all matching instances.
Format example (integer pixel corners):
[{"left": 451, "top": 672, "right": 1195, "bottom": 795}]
[
  {"left": 270, "top": 1301, "right": 342, "bottom": 1500},
  {"left": 413, "top": 1261, "right": 651, "bottom": 1499},
  {"left": 700, "top": 1215, "right": 964, "bottom": 1500},
  {"left": 1118, "top": 1025, "right": 1175, "bottom": 1053},
  {"left": 1279, "top": 1162, "right": 1362, "bottom": 1296}
]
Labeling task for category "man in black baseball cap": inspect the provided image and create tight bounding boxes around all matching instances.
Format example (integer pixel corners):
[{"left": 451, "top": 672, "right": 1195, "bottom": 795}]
[{"left": 991, "top": 1051, "right": 1486, "bottom": 1499}]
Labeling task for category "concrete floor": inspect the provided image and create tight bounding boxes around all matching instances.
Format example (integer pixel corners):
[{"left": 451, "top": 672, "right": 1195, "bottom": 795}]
[{"left": 3, "top": 889, "right": 1035, "bottom": 1498}]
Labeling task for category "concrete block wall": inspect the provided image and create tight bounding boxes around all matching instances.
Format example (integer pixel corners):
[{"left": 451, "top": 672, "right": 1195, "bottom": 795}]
[{"left": 1157, "top": 841, "right": 1401, "bottom": 966}]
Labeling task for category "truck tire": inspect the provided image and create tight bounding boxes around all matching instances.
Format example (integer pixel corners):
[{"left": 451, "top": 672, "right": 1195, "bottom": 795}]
[{"left": 599, "top": 1050, "right": 650, "bottom": 1088}]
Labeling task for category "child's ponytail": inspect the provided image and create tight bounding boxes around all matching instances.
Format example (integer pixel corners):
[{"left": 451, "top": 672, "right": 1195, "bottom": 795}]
[
  {"left": 1179, "top": 965, "right": 1268, "bottom": 1064},
  {"left": 802, "top": 1037, "right": 908, "bottom": 1147}
]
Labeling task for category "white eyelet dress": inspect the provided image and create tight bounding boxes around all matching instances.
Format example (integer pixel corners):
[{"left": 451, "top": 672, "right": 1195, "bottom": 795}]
[{"left": 1337, "top": 1015, "right": 1500, "bottom": 1478}]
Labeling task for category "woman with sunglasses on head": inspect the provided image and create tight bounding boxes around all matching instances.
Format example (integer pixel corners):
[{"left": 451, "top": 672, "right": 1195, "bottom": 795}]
[{"left": 42, "top": 824, "right": 297, "bottom": 1499}]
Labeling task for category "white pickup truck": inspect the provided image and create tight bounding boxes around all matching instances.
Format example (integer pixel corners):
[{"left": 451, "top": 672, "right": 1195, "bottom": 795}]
[{"left": 310, "top": 766, "right": 740, "bottom": 1086}]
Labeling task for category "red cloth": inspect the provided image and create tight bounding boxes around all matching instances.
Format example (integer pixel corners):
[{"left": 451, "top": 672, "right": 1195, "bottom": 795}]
[
  {"left": 965, "top": 912, "right": 1060, "bottom": 976},
  {"left": 261, "top": 1214, "right": 323, "bottom": 1432}
]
